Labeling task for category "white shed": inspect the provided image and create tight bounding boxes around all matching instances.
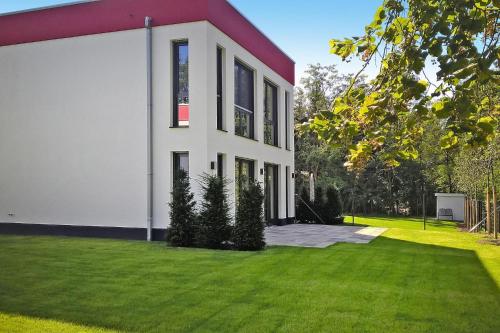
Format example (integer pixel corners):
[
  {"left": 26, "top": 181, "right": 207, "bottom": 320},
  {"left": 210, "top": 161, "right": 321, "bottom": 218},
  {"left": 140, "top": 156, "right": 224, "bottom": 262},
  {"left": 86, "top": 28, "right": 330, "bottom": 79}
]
[{"left": 435, "top": 193, "right": 465, "bottom": 221}]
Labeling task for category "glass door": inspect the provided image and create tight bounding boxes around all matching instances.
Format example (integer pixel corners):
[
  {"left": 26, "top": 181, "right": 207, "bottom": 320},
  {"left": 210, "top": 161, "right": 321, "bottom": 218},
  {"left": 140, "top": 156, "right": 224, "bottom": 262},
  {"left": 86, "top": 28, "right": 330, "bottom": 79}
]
[{"left": 264, "top": 164, "right": 279, "bottom": 224}]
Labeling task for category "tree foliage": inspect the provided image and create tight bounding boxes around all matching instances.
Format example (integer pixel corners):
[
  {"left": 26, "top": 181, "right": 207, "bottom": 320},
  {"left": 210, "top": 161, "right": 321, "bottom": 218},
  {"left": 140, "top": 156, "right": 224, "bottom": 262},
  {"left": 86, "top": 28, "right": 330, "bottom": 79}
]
[
  {"left": 295, "top": 185, "right": 344, "bottom": 224},
  {"left": 166, "top": 170, "right": 197, "bottom": 247},
  {"left": 233, "top": 180, "right": 266, "bottom": 251},
  {"left": 295, "top": 64, "right": 363, "bottom": 192},
  {"left": 195, "top": 174, "right": 232, "bottom": 249},
  {"left": 307, "top": 0, "right": 499, "bottom": 170},
  {"left": 325, "top": 186, "right": 344, "bottom": 223},
  {"left": 454, "top": 136, "right": 500, "bottom": 198},
  {"left": 295, "top": 64, "right": 442, "bottom": 217}
]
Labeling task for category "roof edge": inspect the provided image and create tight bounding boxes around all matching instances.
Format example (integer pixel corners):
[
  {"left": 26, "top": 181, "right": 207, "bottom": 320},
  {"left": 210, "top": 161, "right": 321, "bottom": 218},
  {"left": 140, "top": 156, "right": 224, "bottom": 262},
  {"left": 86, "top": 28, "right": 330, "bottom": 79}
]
[
  {"left": 0, "top": 0, "right": 295, "bottom": 85},
  {"left": 0, "top": 0, "right": 99, "bottom": 17},
  {"left": 225, "top": 1, "right": 295, "bottom": 64}
]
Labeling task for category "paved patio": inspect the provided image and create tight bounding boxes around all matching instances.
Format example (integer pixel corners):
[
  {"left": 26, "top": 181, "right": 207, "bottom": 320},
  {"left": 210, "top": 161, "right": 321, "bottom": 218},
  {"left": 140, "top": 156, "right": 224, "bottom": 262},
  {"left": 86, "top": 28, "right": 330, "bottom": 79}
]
[{"left": 265, "top": 224, "right": 387, "bottom": 248}]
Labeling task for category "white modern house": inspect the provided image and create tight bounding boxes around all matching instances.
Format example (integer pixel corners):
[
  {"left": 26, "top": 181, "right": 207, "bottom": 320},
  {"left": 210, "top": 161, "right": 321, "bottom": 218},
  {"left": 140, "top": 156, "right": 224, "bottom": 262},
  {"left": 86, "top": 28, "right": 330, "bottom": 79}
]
[{"left": 0, "top": 0, "right": 295, "bottom": 240}]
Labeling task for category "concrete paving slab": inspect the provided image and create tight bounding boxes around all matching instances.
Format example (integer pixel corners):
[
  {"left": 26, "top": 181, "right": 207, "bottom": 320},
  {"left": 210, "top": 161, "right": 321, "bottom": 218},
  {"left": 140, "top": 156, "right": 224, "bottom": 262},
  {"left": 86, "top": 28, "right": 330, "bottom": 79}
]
[{"left": 265, "top": 224, "right": 387, "bottom": 248}]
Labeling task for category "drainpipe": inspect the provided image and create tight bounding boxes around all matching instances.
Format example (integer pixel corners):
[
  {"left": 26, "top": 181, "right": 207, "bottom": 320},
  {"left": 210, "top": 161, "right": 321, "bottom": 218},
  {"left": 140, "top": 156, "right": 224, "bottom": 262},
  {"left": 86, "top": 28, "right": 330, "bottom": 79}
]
[{"left": 145, "top": 16, "right": 153, "bottom": 241}]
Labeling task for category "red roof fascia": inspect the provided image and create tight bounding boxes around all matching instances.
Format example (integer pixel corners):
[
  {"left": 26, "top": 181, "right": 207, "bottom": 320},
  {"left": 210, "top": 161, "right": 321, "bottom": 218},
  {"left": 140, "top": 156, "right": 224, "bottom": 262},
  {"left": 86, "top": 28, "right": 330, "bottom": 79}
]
[{"left": 0, "top": 0, "right": 294, "bottom": 85}]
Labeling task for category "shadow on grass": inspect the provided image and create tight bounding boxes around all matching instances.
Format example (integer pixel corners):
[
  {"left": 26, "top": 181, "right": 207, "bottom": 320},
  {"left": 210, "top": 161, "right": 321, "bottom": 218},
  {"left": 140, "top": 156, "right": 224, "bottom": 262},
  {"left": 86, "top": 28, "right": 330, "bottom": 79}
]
[
  {"left": 0, "top": 235, "right": 498, "bottom": 332},
  {"left": 346, "top": 215, "right": 460, "bottom": 229}
]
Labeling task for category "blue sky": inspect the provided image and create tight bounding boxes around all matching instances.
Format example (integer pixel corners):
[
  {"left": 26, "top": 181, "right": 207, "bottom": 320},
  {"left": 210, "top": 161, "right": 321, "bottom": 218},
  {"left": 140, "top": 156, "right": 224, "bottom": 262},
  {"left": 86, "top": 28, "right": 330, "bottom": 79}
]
[{"left": 0, "top": 0, "right": 383, "bottom": 83}]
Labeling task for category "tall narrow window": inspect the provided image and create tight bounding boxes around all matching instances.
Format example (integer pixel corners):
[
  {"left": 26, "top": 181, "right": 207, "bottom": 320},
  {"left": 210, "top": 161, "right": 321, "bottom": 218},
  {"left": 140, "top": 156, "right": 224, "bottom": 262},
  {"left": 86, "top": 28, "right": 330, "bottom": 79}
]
[
  {"left": 173, "top": 41, "right": 189, "bottom": 127},
  {"left": 264, "top": 80, "right": 278, "bottom": 146},
  {"left": 264, "top": 163, "right": 279, "bottom": 224},
  {"left": 217, "top": 153, "right": 224, "bottom": 179},
  {"left": 235, "top": 158, "right": 255, "bottom": 202},
  {"left": 286, "top": 166, "right": 290, "bottom": 221},
  {"left": 173, "top": 152, "right": 189, "bottom": 179},
  {"left": 234, "top": 60, "right": 254, "bottom": 138},
  {"left": 217, "top": 47, "right": 224, "bottom": 130},
  {"left": 285, "top": 91, "right": 290, "bottom": 150}
]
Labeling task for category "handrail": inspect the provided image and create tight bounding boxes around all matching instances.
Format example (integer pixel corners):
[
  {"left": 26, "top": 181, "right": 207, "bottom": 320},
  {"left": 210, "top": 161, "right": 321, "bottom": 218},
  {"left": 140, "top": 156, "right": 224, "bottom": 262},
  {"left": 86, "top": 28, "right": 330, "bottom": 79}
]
[
  {"left": 469, "top": 217, "right": 486, "bottom": 232},
  {"left": 295, "top": 194, "right": 327, "bottom": 224},
  {"left": 469, "top": 206, "right": 500, "bottom": 233}
]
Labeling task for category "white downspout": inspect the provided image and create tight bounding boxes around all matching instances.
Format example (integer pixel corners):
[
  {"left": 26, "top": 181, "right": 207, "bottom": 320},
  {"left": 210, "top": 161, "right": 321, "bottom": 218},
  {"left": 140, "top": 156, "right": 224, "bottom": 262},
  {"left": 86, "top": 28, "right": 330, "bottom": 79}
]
[{"left": 145, "top": 16, "right": 153, "bottom": 241}]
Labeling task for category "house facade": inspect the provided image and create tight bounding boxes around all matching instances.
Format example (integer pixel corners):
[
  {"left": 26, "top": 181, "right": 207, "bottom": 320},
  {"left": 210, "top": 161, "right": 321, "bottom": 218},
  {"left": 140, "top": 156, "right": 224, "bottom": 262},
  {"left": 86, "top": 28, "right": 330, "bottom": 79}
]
[{"left": 0, "top": 0, "right": 295, "bottom": 240}]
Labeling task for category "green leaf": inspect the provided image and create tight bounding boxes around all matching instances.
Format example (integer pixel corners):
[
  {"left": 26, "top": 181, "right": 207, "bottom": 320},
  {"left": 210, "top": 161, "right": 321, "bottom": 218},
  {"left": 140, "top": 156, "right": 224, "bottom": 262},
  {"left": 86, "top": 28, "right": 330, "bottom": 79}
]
[
  {"left": 432, "top": 100, "right": 451, "bottom": 119},
  {"left": 440, "top": 131, "right": 459, "bottom": 149},
  {"left": 429, "top": 42, "right": 442, "bottom": 57},
  {"left": 477, "top": 116, "right": 497, "bottom": 133},
  {"left": 374, "top": 7, "right": 386, "bottom": 23}
]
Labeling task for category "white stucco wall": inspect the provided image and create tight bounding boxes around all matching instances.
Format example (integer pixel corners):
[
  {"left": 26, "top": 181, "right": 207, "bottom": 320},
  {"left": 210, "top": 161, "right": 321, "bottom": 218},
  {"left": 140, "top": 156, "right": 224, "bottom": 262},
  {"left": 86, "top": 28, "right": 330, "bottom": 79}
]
[
  {"left": 0, "top": 21, "right": 295, "bottom": 233},
  {"left": 151, "top": 22, "right": 295, "bottom": 228},
  {"left": 0, "top": 29, "right": 148, "bottom": 228},
  {"left": 435, "top": 193, "right": 465, "bottom": 221},
  {"left": 204, "top": 23, "right": 295, "bottom": 222}
]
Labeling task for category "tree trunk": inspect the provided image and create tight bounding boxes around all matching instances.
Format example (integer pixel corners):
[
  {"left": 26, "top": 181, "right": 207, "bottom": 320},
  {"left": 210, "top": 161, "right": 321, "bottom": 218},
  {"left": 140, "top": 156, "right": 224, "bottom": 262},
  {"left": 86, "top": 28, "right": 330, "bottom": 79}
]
[
  {"left": 463, "top": 197, "right": 466, "bottom": 228},
  {"left": 466, "top": 197, "right": 470, "bottom": 229},
  {"left": 445, "top": 151, "right": 453, "bottom": 193},
  {"left": 493, "top": 185, "right": 497, "bottom": 239},
  {"left": 486, "top": 183, "right": 491, "bottom": 234},
  {"left": 467, "top": 197, "right": 471, "bottom": 229},
  {"left": 473, "top": 197, "right": 477, "bottom": 232}
]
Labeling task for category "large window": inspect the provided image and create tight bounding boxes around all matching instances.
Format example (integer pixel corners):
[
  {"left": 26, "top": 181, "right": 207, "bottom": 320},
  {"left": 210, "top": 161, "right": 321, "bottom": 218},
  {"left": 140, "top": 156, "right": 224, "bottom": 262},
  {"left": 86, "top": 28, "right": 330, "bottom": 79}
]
[
  {"left": 173, "top": 41, "right": 189, "bottom": 127},
  {"left": 235, "top": 158, "right": 254, "bottom": 201},
  {"left": 217, "top": 47, "right": 224, "bottom": 130},
  {"left": 234, "top": 60, "right": 254, "bottom": 138},
  {"left": 173, "top": 152, "right": 189, "bottom": 179},
  {"left": 285, "top": 91, "right": 290, "bottom": 150},
  {"left": 264, "top": 80, "right": 278, "bottom": 146}
]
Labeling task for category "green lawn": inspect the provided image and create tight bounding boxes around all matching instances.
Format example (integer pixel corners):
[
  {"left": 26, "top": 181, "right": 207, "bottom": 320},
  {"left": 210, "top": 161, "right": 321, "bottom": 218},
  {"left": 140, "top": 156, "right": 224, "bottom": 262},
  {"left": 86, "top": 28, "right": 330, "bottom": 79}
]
[{"left": 0, "top": 217, "right": 499, "bottom": 333}]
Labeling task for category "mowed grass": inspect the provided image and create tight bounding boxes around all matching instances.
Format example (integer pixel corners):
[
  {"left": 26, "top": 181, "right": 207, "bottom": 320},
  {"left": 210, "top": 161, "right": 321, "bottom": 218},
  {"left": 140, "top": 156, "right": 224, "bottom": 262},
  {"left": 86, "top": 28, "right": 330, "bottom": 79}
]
[{"left": 0, "top": 217, "right": 499, "bottom": 333}]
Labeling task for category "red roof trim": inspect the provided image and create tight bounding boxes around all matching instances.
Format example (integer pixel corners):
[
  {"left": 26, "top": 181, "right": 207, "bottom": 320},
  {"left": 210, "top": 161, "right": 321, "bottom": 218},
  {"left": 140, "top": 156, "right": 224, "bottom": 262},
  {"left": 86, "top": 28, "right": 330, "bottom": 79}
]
[{"left": 0, "top": 0, "right": 295, "bottom": 85}]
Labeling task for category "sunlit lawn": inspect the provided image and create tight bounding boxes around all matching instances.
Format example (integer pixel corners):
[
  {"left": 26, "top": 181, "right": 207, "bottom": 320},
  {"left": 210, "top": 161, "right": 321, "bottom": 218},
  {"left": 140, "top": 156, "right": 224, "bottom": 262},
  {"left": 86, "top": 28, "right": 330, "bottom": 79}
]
[{"left": 0, "top": 217, "right": 499, "bottom": 333}]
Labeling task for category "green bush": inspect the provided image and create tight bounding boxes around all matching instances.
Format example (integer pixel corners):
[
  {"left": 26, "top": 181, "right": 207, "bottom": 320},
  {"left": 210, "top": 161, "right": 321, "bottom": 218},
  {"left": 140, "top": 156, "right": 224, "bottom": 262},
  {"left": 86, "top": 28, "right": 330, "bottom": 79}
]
[
  {"left": 295, "top": 187, "right": 309, "bottom": 223},
  {"left": 233, "top": 180, "right": 265, "bottom": 251},
  {"left": 195, "top": 174, "right": 232, "bottom": 249},
  {"left": 296, "top": 185, "right": 344, "bottom": 225},
  {"left": 312, "top": 186, "right": 326, "bottom": 224},
  {"left": 166, "top": 170, "right": 196, "bottom": 247},
  {"left": 296, "top": 187, "right": 314, "bottom": 223},
  {"left": 325, "top": 186, "right": 344, "bottom": 224}
]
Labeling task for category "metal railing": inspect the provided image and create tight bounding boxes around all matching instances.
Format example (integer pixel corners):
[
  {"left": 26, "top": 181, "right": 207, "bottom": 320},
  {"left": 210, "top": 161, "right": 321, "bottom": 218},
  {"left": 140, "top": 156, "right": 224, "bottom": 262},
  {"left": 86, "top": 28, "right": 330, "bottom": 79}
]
[
  {"left": 295, "top": 194, "right": 326, "bottom": 224},
  {"left": 469, "top": 206, "right": 500, "bottom": 233}
]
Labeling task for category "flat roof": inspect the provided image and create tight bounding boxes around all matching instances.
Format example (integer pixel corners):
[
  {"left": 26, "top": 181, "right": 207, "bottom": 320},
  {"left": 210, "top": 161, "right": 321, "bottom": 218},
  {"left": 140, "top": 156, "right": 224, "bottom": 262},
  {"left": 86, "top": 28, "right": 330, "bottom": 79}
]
[
  {"left": 0, "top": 0, "right": 98, "bottom": 17},
  {"left": 435, "top": 193, "right": 466, "bottom": 197},
  {"left": 0, "top": 0, "right": 295, "bottom": 85}
]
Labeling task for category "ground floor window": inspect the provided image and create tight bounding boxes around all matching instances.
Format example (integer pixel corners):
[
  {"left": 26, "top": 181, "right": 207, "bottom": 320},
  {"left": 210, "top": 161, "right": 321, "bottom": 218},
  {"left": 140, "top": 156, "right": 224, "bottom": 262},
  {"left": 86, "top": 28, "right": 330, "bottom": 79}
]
[
  {"left": 173, "top": 152, "right": 189, "bottom": 179},
  {"left": 217, "top": 153, "right": 224, "bottom": 179},
  {"left": 264, "top": 164, "right": 279, "bottom": 224},
  {"left": 235, "top": 158, "right": 254, "bottom": 202},
  {"left": 286, "top": 166, "right": 290, "bottom": 220}
]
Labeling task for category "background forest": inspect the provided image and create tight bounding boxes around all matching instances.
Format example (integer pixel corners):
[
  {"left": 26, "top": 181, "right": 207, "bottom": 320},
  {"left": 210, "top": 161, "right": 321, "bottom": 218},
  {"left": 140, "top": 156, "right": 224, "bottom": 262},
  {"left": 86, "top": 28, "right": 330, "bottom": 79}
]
[{"left": 294, "top": 64, "right": 499, "bottom": 217}]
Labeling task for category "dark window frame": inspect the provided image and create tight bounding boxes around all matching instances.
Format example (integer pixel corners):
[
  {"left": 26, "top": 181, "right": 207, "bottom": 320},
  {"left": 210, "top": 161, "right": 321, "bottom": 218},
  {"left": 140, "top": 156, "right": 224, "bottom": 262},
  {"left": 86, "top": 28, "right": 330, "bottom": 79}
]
[
  {"left": 173, "top": 40, "right": 189, "bottom": 128},
  {"left": 217, "top": 47, "right": 224, "bottom": 130},
  {"left": 235, "top": 158, "right": 255, "bottom": 202},
  {"left": 173, "top": 152, "right": 189, "bottom": 180},
  {"left": 285, "top": 91, "right": 290, "bottom": 150},
  {"left": 234, "top": 60, "right": 255, "bottom": 139},
  {"left": 264, "top": 163, "right": 279, "bottom": 224},
  {"left": 264, "top": 80, "right": 278, "bottom": 146},
  {"left": 217, "top": 153, "right": 224, "bottom": 179},
  {"left": 286, "top": 166, "right": 290, "bottom": 220}
]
